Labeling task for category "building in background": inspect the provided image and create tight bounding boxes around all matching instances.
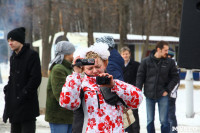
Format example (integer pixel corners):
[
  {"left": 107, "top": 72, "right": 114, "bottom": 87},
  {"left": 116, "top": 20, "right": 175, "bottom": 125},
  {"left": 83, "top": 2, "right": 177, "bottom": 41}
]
[
  {"left": 32, "top": 32, "right": 179, "bottom": 63},
  {"left": 33, "top": 32, "right": 200, "bottom": 80}
]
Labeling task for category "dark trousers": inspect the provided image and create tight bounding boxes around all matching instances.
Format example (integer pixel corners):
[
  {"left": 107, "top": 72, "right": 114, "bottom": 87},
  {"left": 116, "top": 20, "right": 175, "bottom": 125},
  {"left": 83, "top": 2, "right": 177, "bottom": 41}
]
[
  {"left": 125, "top": 109, "right": 140, "bottom": 133},
  {"left": 168, "top": 97, "right": 178, "bottom": 133},
  {"left": 72, "top": 106, "right": 84, "bottom": 133},
  {"left": 11, "top": 120, "right": 36, "bottom": 133}
]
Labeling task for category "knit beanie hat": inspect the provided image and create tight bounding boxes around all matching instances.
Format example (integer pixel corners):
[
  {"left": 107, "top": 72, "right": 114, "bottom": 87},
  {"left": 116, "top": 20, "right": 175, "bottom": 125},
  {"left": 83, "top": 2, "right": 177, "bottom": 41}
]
[
  {"left": 96, "top": 36, "right": 115, "bottom": 48},
  {"left": 7, "top": 27, "right": 25, "bottom": 44},
  {"left": 168, "top": 47, "right": 175, "bottom": 57},
  {"left": 49, "top": 41, "right": 75, "bottom": 70}
]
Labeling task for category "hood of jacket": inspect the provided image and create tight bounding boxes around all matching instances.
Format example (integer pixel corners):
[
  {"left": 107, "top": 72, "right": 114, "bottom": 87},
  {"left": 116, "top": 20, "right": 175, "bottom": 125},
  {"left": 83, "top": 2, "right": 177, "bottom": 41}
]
[{"left": 108, "top": 49, "right": 124, "bottom": 67}]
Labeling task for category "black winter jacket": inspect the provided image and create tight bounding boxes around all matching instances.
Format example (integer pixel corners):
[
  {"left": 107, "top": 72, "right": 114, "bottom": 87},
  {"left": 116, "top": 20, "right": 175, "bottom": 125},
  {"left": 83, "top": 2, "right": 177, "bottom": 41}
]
[
  {"left": 3, "top": 44, "right": 42, "bottom": 123},
  {"left": 123, "top": 59, "right": 140, "bottom": 86},
  {"left": 136, "top": 50, "right": 179, "bottom": 99}
]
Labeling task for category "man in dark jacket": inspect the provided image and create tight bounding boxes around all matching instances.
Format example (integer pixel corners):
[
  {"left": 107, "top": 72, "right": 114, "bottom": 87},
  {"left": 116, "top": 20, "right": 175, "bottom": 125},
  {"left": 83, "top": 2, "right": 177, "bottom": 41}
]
[
  {"left": 168, "top": 48, "right": 179, "bottom": 133},
  {"left": 3, "top": 27, "right": 42, "bottom": 133},
  {"left": 136, "top": 41, "right": 179, "bottom": 133},
  {"left": 121, "top": 46, "right": 140, "bottom": 133}
]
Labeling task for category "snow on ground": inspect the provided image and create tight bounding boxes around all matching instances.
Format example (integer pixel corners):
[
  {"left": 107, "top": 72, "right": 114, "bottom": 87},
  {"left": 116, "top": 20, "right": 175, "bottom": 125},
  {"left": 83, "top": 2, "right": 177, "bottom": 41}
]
[
  {"left": 0, "top": 63, "right": 200, "bottom": 133},
  {"left": 0, "top": 63, "right": 50, "bottom": 133},
  {"left": 139, "top": 89, "right": 200, "bottom": 133}
]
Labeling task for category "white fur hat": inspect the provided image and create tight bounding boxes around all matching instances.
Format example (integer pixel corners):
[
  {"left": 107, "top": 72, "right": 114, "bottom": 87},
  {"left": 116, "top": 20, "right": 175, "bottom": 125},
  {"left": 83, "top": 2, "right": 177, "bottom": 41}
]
[{"left": 74, "top": 43, "right": 110, "bottom": 60}]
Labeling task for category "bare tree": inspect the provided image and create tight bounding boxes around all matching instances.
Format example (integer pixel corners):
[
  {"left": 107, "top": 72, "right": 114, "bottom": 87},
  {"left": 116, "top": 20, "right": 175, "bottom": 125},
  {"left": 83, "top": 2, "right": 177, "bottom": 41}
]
[
  {"left": 1, "top": 0, "right": 184, "bottom": 78},
  {"left": 84, "top": 0, "right": 94, "bottom": 47},
  {"left": 141, "top": 0, "right": 156, "bottom": 59},
  {"left": 24, "top": 0, "right": 34, "bottom": 49},
  {"left": 118, "top": 0, "right": 129, "bottom": 50},
  {"left": 166, "top": 0, "right": 182, "bottom": 36},
  {"left": 34, "top": 0, "right": 59, "bottom": 77}
]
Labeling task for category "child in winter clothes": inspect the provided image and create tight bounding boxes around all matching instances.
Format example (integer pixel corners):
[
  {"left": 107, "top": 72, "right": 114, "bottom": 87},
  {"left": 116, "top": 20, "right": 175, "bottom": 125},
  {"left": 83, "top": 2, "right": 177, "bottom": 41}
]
[{"left": 59, "top": 43, "right": 143, "bottom": 133}]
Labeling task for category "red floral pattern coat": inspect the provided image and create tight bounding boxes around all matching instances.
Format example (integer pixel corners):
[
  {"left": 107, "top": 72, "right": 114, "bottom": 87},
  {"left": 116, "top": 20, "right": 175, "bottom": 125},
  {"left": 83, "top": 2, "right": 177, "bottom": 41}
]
[{"left": 59, "top": 72, "right": 143, "bottom": 133}]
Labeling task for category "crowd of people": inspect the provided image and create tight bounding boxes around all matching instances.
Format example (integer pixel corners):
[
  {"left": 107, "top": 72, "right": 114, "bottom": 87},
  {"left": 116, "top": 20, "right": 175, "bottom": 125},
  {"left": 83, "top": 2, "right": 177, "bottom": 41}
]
[{"left": 2, "top": 27, "right": 180, "bottom": 133}]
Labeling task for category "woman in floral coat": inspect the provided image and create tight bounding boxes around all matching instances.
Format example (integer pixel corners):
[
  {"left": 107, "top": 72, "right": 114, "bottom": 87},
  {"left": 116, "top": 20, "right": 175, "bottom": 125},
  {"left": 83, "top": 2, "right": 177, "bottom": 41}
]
[{"left": 59, "top": 43, "right": 143, "bottom": 133}]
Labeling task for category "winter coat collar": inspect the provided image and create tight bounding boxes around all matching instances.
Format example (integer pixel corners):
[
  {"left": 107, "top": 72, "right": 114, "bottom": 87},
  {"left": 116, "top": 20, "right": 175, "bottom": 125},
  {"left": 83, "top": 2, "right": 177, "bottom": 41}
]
[
  {"left": 150, "top": 49, "right": 167, "bottom": 62},
  {"left": 12, "top": 43, "right": 30, "bottom": 57},
  {"left": 126, "top": 59, "right": 135, "bottom": 66},
  {"left": 62, "top": 59, "right": 72, "bottom": 69}
]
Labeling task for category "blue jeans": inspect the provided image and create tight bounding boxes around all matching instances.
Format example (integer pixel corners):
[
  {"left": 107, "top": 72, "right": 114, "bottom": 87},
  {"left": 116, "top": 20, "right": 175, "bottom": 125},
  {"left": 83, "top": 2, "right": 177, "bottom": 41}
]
[
  {"left": 168, "top": 97, "right": 178, "bottom": 133},
  {"left": 49, "top": 123, "right": 72, "bottom": 133},
  {"left": 146, "top": 96, "right": 170, "bottom": 133}
]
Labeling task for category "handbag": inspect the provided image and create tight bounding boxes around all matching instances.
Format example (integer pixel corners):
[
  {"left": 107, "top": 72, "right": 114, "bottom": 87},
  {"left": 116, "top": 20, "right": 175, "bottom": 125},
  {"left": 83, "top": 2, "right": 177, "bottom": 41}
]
[{"left": 123, "top": 108, "right": 135, "bottom": 129}]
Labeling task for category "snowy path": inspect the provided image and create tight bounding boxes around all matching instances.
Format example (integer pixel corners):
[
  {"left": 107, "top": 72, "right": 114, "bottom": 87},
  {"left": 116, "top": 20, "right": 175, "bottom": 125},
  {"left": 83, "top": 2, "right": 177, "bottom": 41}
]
[{"left": 0, "top": 63, "right": 200, "bottom": 133}]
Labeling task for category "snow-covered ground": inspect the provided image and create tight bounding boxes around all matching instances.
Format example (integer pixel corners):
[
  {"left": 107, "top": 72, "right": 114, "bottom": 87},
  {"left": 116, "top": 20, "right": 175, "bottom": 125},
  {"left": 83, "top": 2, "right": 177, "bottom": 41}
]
[{"left": 0, "top": 63, "right": 200, "bottom": 133}]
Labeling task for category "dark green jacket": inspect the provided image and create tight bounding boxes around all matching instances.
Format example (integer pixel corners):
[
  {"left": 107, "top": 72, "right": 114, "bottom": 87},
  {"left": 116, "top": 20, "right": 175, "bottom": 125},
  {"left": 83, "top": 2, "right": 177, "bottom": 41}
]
[{"left": 45, "top": 60, "right": 73, "bottom": 124}]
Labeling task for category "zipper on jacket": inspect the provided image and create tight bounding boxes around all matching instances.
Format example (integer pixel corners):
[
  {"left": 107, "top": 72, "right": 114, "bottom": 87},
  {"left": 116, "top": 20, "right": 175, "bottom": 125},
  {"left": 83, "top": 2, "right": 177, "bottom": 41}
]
[
  {"left": 152, "top": 59, "right": 161, "bottom": 99},
  {"left": 155, "top": 61, "right": 162, "bottom": 99},
  {"left": 96, "top": 90, "right": 100, "bottom": 109}
]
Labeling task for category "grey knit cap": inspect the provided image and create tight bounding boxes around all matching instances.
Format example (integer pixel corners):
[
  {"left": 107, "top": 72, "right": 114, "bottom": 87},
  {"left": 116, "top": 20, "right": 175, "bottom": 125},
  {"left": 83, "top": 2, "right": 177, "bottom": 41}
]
[
  {"left": 96, "top": 36, "right": 115, "bottom": 48},
  {"left": 49, "top": 41, "right": 75, "bottom": 70}
]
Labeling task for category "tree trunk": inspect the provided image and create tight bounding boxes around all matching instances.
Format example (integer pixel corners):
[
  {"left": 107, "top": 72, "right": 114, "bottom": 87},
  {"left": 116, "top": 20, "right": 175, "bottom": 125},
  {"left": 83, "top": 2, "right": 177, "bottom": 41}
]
[
  {"left": 40, "top": 0, "right": 56, "bottom": 77},
  {"left": 26, "top": 0, "right": 34, "bottom": 49},
  {"left": 141, "top": 0, "right": 156, "bottom": 59},
  {"left": 85, "top": 0, "right": 94, "bottom": 47},
  {"left": 118, "top": 0, "right": 129, "bottom": 51},
  {"left": 88, "top": 14, "right": 94, "bottom": 46}
]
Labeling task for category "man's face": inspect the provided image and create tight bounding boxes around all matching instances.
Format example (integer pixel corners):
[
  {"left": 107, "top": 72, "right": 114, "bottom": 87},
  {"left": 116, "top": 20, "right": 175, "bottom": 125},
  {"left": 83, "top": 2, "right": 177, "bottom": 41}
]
[
  {"left": 158, "top": 45, "right": 169, "bottom": 58},
  {"left": 8, "top": 39, "right": 23, "bottom": 53},
  {"left": 84, "top": 57, "right": 106, "bottom": 76},
  {"left": 121, "top": 50, "right": 131, "bottom": 62}
]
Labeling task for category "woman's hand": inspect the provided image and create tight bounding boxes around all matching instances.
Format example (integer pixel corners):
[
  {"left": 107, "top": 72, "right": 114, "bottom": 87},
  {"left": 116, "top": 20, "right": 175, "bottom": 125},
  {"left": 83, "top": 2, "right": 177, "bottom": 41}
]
[
  {"left": 72, "top": 56, "right": 84, "bottom": 73},
  {"left": 98, "top": 73, "right": 115, "bottom": 88}
]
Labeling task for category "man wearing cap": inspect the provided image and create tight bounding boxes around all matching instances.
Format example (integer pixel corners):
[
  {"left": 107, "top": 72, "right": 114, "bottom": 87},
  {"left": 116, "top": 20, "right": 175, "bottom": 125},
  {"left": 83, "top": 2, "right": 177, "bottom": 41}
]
[
  {"left": 168, "top": 47, "right": 175, "bottom": 59},
  {"left": 3, "top": 27, "right": 42, "bottom": 133},
  {"left": 45, "top": 41, "right": 75, "bottom": 133},
  {"left": 168, "top": 47, "right": 179, "bottom": 133}
]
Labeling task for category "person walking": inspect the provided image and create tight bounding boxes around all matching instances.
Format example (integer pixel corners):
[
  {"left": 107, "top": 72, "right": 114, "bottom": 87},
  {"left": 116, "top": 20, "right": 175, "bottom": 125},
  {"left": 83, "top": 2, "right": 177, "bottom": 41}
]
[
  {"left": 120, "top": 46, "right": 140, "bottom": 133},
  {"left": 45, "top": 41, "right": 75, "bottom": 133},
  {"left": 59, "top": 43, "right": 143, "bottom": 133},
  {"left": 167, "top": 47, "right": 180, "bottom": 133},
  {"left": 136, "top": 41, "right": 180, "bottom": 133},
  {"left": 3, "top": 27, "right": 42, "bottom": 133}
]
